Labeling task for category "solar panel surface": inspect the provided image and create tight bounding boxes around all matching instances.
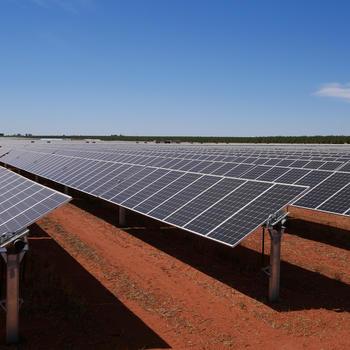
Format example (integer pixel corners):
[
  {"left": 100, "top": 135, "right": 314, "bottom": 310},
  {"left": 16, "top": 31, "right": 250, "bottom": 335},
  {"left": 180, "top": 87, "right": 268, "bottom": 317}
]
[
  {"left": 2, "top": 141, "right": 348, "bottom": 214},
  {"left": 0, "top": 165, "right": 71, "bottom": 244},
  {"left": 0, "top": 140, "right": 349, "bottom": 247}
]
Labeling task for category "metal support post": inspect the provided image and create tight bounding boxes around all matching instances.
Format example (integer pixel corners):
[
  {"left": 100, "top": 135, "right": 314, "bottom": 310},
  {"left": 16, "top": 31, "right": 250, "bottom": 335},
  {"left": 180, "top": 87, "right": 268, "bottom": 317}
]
[
  {"left": 63, "top": 185, "right": 68, "bottom": 195},
  {"left": 263, "top": 212, "right": 287, "bottom": 303},
  {"left": 261, "top": 226, "right": 266, "bottom": 266},
  {"left": 119, "top": 206, "right": 126, "bottom": 226},
  {"left": 34, "top": 175, "right": 39, "bottom": 182},
  {"left": 6, "top": 253, "right": 21, "bottom": 344},
  {"left": 268, "top": 227, "right": 282, "bottom": 302},
  {"left": 0, "top": 231, "right": 28, "bottom": 345}
]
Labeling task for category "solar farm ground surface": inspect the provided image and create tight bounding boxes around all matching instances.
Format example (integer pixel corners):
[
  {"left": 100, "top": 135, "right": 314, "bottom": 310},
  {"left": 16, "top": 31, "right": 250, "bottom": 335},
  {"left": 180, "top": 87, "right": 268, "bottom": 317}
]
[{"left": 1, "top": 198, "right": 348, "bottom": 350}]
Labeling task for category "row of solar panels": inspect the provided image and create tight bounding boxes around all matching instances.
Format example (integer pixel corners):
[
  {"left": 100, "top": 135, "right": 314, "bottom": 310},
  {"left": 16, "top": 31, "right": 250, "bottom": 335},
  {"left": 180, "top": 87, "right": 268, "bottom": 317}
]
[
  {"left": 0, "top": 166, "right": 70, "bottom": 245},
  {"left": 0, "top": 149, "right": 307, "bottom": 247},
  {"left": 3, "top": 139, "right": 350, "bottom": 159},
  {"left": 2, "top": 146, "right": 349, "bottom": 217},
  {"left": 24, "top": 143, "right": 350, "bottom": 165},
  {"left": 8, "top": 145, "right": 350, "bottom": 179},
  {"left": 27, "top": 139, "right": 350, "bottom": 152}
]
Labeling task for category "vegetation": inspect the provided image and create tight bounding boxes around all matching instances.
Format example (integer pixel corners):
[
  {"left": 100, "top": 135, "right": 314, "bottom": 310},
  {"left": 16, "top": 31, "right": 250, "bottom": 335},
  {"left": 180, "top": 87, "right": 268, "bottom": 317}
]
[{"left": 3, "top": 134, "right": 350, "bottom": 144}]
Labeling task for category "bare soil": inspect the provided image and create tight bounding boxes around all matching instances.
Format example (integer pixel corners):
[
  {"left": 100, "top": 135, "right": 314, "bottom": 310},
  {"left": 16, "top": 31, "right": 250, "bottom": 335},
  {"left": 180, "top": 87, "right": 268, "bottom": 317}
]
[{"left": 0, "top": 197, "right": 349, "bottom": 349}]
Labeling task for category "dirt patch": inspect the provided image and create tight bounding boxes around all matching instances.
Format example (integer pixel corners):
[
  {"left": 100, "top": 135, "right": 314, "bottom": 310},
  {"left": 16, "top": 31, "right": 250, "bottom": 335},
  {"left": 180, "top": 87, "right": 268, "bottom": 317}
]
[{"left": 1, "top": 201, "right": 349, "bottom": 349}]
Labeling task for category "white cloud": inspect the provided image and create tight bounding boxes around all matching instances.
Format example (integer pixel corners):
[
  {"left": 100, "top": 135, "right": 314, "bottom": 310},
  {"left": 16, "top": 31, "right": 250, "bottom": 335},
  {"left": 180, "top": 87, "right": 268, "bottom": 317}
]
[{"left": 314, "top": 82, "right": 350, "bottom": 102}]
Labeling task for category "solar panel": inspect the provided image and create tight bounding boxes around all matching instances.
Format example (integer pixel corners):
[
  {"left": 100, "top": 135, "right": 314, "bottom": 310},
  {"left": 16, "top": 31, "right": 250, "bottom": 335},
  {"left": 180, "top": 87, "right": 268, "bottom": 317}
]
[
  {"left": 264, "top": 158, "right": 281, "bottom": 166},
  {"left": 256, "top": 166, "right": 289, "bottom": 181},
  {"left": 121, "top": 171, "right": 184, "bottom": 208},
  {"left": 294, "top": 170, "right": 332, "bottom": 188},
  {"left": 184, "top": 181, "right": 272, "bottom": 235},
  {"left": 338, "top": 162, "right": 350, "bottom": 172},
  {"left": 186, "top": 160, "right": 214, "bottom": 172},
  {"left": 133, "top": 173, "right": 202, "bottom": 214},
  {"left": 288, "top": 160, "right": 309, "bottom": 168},
  {"left": 81, "top": 163, "right": 128, "bottom": 194},
  {"left": 0, "top": 166, "right": 71, "bottom": 240},
  {"left": 89, "top": 165, "right": 140, "bottom": 196},
  {"left": 294, "top": 172, "right": 350, "bottom": 211},
  {"left": 148, "top": 175, "right": 221, "bottom": 220},
  {"left": 303, "top": 160, "right": 325, "bottom": 169},
  {"left": 239, "top": 165, "right": 270, "bottom": 179},
  {"left": 225, "top": 164, "right": 254, "bottom": 177},
  {"left": 274, "top": 168, "right": 310, "bottom": 184},
  {"left": 108, "top": 168, "right": 169, "bottom": 203},
  {"left": 210, "top": 163, "right": 239, "bottom": 175},
  {"left": 1, "top": 140, "right": 349, "bottom": 248},
  {"left": 319, "top": 161, "right": 343, "bottom": 171},
  {"left": 165, "top": 178, "right": 246, "bottom": 227},
  {"left": 208, "top": 184, "right": 306, "bottom": 246},
  {"left": 317, "top": 184, "right": 350, "bottom": 214},
  {"left": 99, "top": 167, "right": 156, "bottom": 200},
  {"left": 199, "top": 161, "right": 225, "bottom": 174}
]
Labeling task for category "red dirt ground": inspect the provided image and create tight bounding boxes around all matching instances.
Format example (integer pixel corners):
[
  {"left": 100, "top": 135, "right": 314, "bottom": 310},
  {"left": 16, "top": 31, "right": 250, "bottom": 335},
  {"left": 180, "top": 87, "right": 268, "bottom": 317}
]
[{"left": 0, "top": 199, "right": 349, "bottom": 349}]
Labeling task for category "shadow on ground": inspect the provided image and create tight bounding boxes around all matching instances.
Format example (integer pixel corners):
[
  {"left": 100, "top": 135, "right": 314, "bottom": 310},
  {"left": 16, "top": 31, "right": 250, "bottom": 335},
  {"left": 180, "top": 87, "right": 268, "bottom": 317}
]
[
  {"left": 0, "top": 223, "right": 169, "bottom": 350},
  {"left": 71, "top": 195, "right": 350, "bottom": 314},
  {"left": 287, "top": 218, "right": 350, "bottom": 251}
]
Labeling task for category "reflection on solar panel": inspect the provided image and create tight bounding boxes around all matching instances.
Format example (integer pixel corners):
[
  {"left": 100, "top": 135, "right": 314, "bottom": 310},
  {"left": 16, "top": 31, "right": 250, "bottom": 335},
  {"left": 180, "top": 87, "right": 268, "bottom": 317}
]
[{"left": 0, "top": 166, "right": 71, "bottom": 244}]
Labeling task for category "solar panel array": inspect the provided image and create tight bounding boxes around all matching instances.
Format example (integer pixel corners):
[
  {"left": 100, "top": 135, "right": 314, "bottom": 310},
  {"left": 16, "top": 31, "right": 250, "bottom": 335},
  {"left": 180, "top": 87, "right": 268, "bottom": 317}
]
[
  {"left": 2, "top": 141, "right": 349, "bottom": 214},
  {"left": 0, "top": 165, "right": 71, "bottom": 245},
  {"left": 0, "top": 141, "right": 313, "bottom": 247}
]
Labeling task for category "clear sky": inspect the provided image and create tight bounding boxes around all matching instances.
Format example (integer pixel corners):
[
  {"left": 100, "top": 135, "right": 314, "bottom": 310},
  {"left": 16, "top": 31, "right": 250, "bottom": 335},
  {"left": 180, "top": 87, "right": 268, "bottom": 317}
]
[{"left": 0, "top": 0, "right": 349, "bottom": 136}]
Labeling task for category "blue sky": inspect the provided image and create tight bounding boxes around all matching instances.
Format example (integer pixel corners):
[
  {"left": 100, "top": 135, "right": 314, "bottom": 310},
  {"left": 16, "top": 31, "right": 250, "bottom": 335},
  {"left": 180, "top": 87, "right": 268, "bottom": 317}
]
[{"left": 0, "top": 0, "right": 349, "bottom": 136}]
